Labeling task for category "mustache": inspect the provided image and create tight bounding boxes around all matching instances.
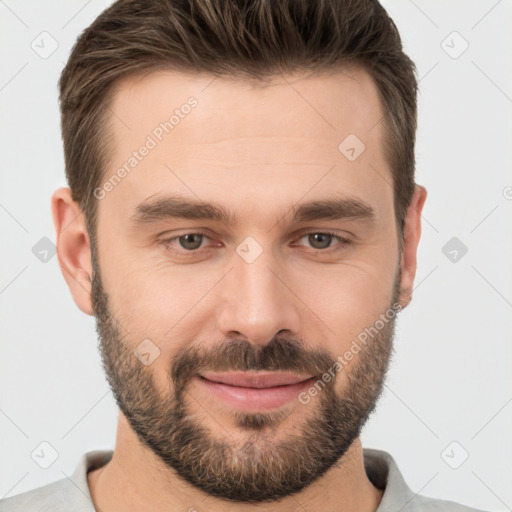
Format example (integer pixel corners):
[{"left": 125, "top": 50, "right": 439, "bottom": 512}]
[{"left": 171, "top": 337, "right": 336, "bottom": 395}]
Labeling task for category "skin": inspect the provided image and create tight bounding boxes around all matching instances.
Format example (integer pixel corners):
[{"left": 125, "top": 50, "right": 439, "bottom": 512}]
[{"left": 52, "top": 67, "right": 427, "bottom": 512}]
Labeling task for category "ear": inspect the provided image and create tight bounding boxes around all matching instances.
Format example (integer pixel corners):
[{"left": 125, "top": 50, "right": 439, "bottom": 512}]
[
  {"left": 51, "top": 187, "right": 94, "bottom": 315},
  {"left": 398, "top": 184, "right": 428, "bottom": 309}
]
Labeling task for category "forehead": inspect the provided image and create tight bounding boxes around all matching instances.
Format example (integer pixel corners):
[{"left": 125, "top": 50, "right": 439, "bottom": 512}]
[
  {"left": 108, "top": 66, "right": 384, "bottom": 145},
  {"left": 99, "top": 67, "right": 391, "bottom": 228}
]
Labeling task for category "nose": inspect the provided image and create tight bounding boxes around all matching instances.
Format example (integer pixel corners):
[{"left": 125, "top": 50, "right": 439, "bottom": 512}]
[{"left": 216, "top": 245, "right": 302, "bottom": 346}]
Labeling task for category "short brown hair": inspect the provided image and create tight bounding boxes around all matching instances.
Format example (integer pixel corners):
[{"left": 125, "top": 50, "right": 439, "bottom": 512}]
[{"left": 59, "top": 0, "right": 418, "bottom": 249}]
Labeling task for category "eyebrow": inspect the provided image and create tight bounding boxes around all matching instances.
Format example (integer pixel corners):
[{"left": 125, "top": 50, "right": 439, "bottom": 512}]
[{"left": 129, "top": 194, "right": 376, "bottom": 227}]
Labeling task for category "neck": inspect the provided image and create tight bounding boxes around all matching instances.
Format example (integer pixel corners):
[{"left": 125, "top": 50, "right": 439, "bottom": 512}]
[{"left": 88, "top": 413, "right": 383, "bottom": 512}]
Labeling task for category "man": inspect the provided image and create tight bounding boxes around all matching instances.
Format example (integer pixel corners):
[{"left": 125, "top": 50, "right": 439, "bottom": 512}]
[{"left": 0, "top": 0, "right": 491, "bottom": 511}]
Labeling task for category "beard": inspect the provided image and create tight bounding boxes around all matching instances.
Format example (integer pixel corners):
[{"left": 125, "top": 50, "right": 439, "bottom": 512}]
[{"left": 90, "top": 247, "right": 401, "bottom": 504}]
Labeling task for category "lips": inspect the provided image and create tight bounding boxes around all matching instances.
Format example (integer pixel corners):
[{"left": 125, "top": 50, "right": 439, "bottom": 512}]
[
  {"left": 195, "top": 371, "right": 315, "bottom": 412},
  {"left": 199, "top": 371, "right": 312, "bottom": 389}
]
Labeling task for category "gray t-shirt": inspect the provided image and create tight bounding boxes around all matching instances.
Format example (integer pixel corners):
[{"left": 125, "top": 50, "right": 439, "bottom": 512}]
[{"left": 0, "top": 448, "right": 492, "bottom": 511}]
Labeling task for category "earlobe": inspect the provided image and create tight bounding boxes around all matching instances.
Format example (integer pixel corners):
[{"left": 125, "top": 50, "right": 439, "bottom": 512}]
[
  {"left": 398, "top": 185, "right": 427, "bottom": 309},
  {"left": 51, "top": 187, "right": 95, "bottom": 316}
]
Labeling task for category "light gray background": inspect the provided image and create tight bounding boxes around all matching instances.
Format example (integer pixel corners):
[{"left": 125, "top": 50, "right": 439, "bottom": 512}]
[{"left": 1, "top": 0, "right": 511, "bottom": 509}]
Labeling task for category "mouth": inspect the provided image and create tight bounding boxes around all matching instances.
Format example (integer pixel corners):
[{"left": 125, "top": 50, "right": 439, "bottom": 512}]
[
  {"left": 194, "top": 371, "right": 315, "bottom": 412},
  {"left": 199, "top": 371, "right": 313, "bottom": 388}
]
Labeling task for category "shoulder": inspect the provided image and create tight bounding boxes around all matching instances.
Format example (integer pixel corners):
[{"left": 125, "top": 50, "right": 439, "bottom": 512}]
[
  {"left": 0, "top": 450, "right": 112, "bottom": 512},
  {"left": 363, "top": 447, "right": 495, "bottom": 512},
  {"left": 403, "top": 493, "right": 493, "bottom": 512},
  {"left": 0, "top": 477, "right": 77, "bottom": 511}
]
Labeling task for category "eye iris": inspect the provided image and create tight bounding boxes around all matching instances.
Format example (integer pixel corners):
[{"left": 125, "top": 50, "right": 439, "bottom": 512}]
[
  {"left": 309, "top": 233, "right": 332, "bottom": 249},
  {"left": 179, "top": 234, "right": 203, "bottom": 250}
]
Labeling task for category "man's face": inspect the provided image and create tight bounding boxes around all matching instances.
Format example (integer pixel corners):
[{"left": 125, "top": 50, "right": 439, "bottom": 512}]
[{"left": 91, "top": 68, "right": 402, "bottom": 502}]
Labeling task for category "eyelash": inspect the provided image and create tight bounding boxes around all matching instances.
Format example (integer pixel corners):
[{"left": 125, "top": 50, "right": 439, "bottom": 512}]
[{"left": 158, "top": 230, "right": 351, "bottom": 256}]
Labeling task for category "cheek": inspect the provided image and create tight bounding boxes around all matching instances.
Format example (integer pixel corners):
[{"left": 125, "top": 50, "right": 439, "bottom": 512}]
[
  {"left": 293, "top": 260, "right": 396, "bottom": 349},
  {"left": 101, "top": 238, "right": 206, "bottom": 320},
  {"left": 101, "top": 256, "right": 217, "bottom": 371}
]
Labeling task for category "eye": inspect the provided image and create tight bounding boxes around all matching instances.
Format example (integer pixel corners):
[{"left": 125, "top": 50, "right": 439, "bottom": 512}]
[
  {"left": 158, "top": 230, "right": 351, "bottom": 256},
  {"left": 294, "top": 231, "right": 351, "bottom": 253},
  {"left": 160, "top": 232, "right": 212, "bottom": 252}
]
